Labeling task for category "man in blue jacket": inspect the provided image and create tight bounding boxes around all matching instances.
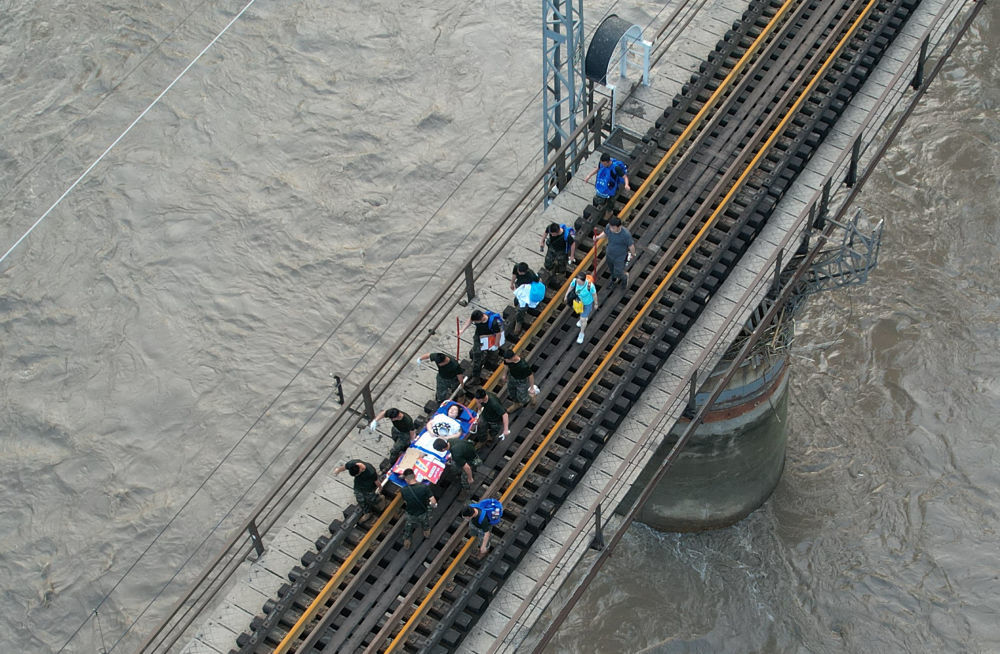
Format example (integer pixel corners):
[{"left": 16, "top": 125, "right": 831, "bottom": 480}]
[{"left": 584, "top": 153, "right": 631, "bottom": 223}]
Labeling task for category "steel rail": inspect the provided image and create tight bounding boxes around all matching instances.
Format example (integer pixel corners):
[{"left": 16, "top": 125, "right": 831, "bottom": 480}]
[
  {"left": 490, "top": 0, "right": 968, "bottom": 649},
  {"left": 138, "top": 96, "right": 609, "bottom": 654},
  {"left": 375, "top": 5, "right": 860, "bottom": 649},
  {"left": 526, "top": 3, "right": 984, "bottom": 649}
]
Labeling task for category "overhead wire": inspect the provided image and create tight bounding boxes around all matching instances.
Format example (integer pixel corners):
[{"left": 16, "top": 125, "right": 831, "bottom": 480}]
[
  {"left": 1, "top": 0, "right": 262, "bottom": 266},
  {"left": 0, "top": 0, "right": 217, "bottom": 208},
  {"left": 38, "top": 0, "right": 676, "bottom": 648}
]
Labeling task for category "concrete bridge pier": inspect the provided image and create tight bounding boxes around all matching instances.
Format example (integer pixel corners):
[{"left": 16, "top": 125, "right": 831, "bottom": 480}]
[{"left": 625, "top": 327, "right": 791, "bottom": 533}]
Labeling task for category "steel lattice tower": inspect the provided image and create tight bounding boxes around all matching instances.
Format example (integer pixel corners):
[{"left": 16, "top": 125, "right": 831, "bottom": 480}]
[{"left": 542, "top": 0, "right": 585, "bottom": 200}]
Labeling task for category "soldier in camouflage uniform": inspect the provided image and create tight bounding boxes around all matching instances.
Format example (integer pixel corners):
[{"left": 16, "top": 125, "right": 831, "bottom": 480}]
[
  {"left": 333, "top": 460, "right": 383, "bottom": 524},
  {"left": 415, "top": 352, "right": 465, "bottom": 403},
  {"left": 500, "top": 348, "right": 537, "bottom": 412}
]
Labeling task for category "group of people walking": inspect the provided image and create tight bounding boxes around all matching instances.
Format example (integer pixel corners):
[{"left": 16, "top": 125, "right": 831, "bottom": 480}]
[{"left": 337, "top": 150, "right": 634, "bottom": 558}]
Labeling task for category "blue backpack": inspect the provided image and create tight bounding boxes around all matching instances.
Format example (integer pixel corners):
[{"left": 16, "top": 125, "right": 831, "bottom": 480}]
[
  {"left": 484, "top": 311, "right": 503, "bottom": 332},
  {"left": 560, "top": 224, "right": 576, "bottom": 252},
  {"left": 471, "top": 498, "right": 503, "bottom": 526},
  {"left": 528, "top": 281, "right": 546, "bottom": 304}
]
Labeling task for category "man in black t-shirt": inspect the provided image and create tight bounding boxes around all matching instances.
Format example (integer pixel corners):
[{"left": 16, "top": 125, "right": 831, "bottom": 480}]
[
  {"left": 501, "top": 348, "right": 537, "bottom": 412},
  {"left": 459, "top": 309, "right": 504, "bottom": 382},
  {"left": 433, "top": 437, "right": 481, "bottom": 491},
  {"left": 333, "top": 459, "right": 383, "bottom": 524},
  {"left": 472, "top": 387, "right": 509, "bottom": 445},
  {"left": 370, "top": 407, "right": 417, "bottom": 464},
  {"left": 399, "top": 469, "right": 437, "bottom": 549},
  {"left": 415, "top": 352, "right": 466, "bottom": 403}
]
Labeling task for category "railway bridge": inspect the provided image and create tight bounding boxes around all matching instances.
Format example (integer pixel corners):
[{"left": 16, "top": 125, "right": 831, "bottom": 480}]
[{"left": 134, "top": 1, "right": 982, "bottom": 652}]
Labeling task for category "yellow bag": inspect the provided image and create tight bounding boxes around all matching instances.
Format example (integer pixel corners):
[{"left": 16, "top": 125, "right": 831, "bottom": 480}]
[{"left": 572, "top": 299, "right": 584, "bottom": 314}]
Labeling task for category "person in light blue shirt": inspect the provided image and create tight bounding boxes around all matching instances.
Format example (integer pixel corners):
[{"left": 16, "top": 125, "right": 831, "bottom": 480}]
[
  {"left": 565, "top": 270, "right": 598, "bottom": 344},
  {"left": 584, "top": 153, "right": 631, "bottom": 222}
]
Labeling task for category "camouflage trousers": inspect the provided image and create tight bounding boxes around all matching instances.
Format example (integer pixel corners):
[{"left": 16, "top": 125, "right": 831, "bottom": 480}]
[
  {"left": 402, "top": 510, "right": 431, "bottom": 539},
  {"left": 544, "top": 246, "right": 568, "bottom": 280},
  {"left": 507, "top": 376, "right": 531, "bottom": 405},
  {"left": 447, "top": 456, "right": 482, "bottom": 490},
  {"left": 436, "top": 374, "right": 460, "bottom": 403},
  {"left": 475, "top": 418, "right": 504, "bottom": 444},
  {"left": 388, "top": 427, "right": 410, "bottom": 462},
  {"left": 354, "top": 488, "right": 381, "bottom": 514}
]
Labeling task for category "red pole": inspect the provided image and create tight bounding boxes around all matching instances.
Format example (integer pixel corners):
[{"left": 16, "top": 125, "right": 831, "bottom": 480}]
[{"left": 456, "top": 316, "right": 461, "bottom": 360}]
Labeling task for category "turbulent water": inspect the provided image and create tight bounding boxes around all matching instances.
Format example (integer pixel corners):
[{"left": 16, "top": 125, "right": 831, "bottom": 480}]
[
  {"left": 1, "top": 0, "right": 996, "bottom": 653},
  {"left": 549, "top": 5, "right": 1000, "bottom": 653}
]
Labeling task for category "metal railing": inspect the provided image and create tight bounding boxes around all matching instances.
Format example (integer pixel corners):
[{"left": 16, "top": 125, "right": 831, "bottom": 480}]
[
  {"left": 486, "top": 1, "right": 985, "bottom": 650},
  {"left": 57, "top": 2, "right": 738, "bottom": 650},
  {"left": 129, "top": 97, "right": 611, "bottom": 654}
]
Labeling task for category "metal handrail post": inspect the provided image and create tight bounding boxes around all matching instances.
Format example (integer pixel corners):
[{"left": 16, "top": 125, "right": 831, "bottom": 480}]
[
  {"left": 464, "top": 263, "right": 476, "bottom": 303},
  {"left": 589, "top": 504, "right": 605, "bottom": 550},
  {"left": 247, "top": 520, "right": 265, "bottom": 558},
  {"left": 912, "top": 35, "right": 929, "bottom": 89},
  {"left": 846, "top": 135, "right": 861, "bottom": 187}
]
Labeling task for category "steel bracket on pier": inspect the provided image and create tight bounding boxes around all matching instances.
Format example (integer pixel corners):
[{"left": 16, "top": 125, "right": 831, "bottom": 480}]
[{"left": 796, "top": 209, "right": 884, "bottom": 300}]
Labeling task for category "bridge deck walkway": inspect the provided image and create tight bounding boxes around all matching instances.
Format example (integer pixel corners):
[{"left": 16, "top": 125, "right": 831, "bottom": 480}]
[
  {"left": 180, "top": 2, "right": 745, "bottom": 650},
  {"left": 181, "top": 0, "right": 967, "bottom": 650},
  {"left": 466, "top": 0, "right": 963, "bottom": 651}
]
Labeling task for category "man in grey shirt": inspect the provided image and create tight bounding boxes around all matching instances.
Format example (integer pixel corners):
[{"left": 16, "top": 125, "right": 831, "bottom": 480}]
[{"left": 594, "top": 216, "right": 636, "bottom": 287}]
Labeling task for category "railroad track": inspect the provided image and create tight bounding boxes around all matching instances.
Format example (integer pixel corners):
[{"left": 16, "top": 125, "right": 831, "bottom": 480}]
[{"left": 232, "top": 0, "right": 919, "bottom": 651}]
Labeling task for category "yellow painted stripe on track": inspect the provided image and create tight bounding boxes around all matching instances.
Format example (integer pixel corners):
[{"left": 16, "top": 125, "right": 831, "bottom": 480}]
[
  {"left": 377, "top": 2, "right": 806, "bottom": 651},
  {"left": 381, "top": 2, "right": 881, "bottom": 650},
  {"left": 496, "top": 0, "right": 800, "bottom": 369},
  {"left": 617, "top": 0, "right": 800, "bottom": 222},
  {"left": 273, "top": 494, "right": 402, "bottom": 654}
]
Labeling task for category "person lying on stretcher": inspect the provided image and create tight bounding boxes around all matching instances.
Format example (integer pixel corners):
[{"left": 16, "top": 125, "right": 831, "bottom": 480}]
[{"left": 383, "top": 400, "right": 478, "bottom": 488}]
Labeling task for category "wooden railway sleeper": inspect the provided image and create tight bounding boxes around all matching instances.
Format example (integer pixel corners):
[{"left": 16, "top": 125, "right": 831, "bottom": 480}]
[
  {"left": 236, "top": 505, "right": 386, "bottom": 650},
  {"left": 264, "top": 2, "right": 920, "bottom": 652},
  {"left": 421, "top": 453, "right": 596, "bottom": 652}
]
